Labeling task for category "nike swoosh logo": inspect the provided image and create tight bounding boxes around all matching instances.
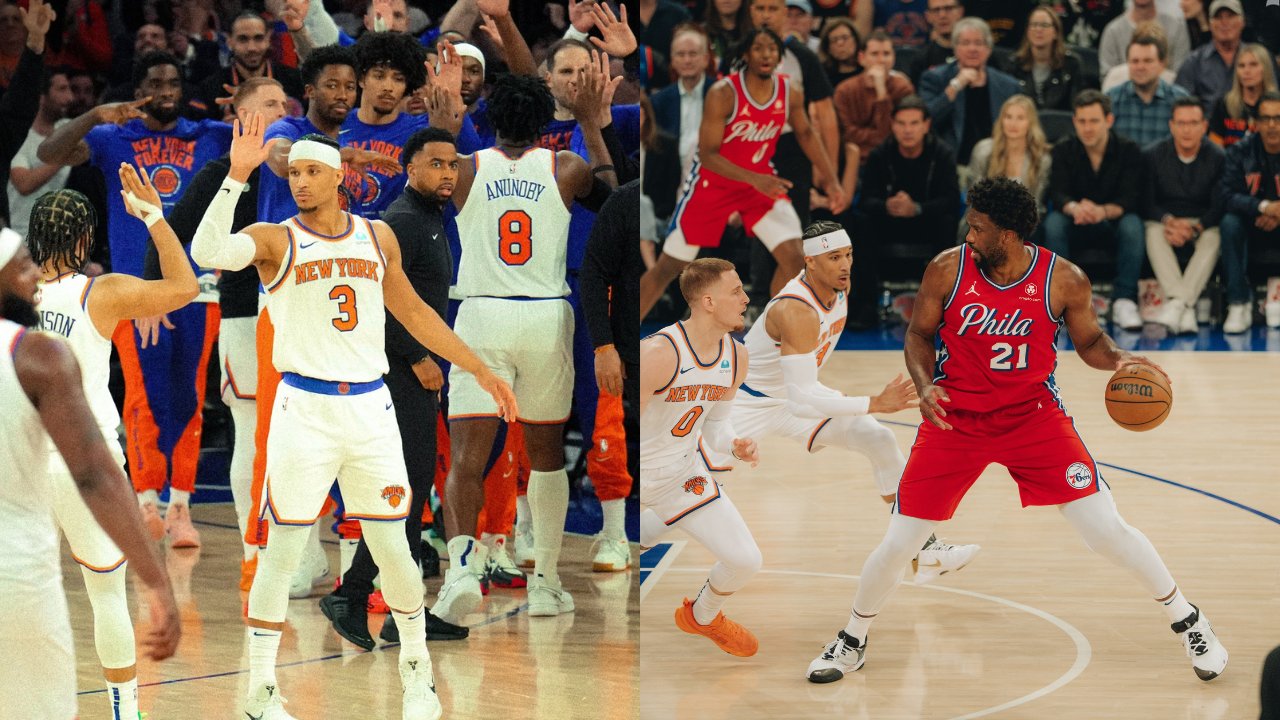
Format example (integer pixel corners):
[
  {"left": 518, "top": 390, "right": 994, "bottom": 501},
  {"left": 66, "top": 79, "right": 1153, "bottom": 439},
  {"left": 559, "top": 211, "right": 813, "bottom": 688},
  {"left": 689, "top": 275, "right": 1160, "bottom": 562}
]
[
  {"left": 252, "top": 631, "right": 274, "bottom": 636},
  {"left": 221, "top": 188, "right": 231, "bottom": 194},
  {"left": 386, "top": 403, "right": 393, "bottom": 410},
  {"left": 246, "top": 713, "right": 263, "bottom": 719},
  {"left": 432, "top": 234, "right": 439, "bottom": 239},
  {"left": 678, "top": 367, "right": 694, "bottom": 374},
  {"left": 300, "top": 241, "right": 318, "bottom": 249}
]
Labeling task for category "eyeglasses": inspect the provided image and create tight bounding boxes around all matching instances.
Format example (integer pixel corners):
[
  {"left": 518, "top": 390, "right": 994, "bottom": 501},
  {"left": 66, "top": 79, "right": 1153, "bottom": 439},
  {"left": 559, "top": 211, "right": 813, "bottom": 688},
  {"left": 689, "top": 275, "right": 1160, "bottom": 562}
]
[
  {"left": 926, "top": 4, "right": 961, "bottom": 13},
  {"left": 1028, "top": 21, "right": 1055, "bottom": 29},
  {"left": 829, "top": 33, "right": 853, "bottom": 43},
  {"left": 1259, "top": 115, "right": 1280, "bottom": 126}
]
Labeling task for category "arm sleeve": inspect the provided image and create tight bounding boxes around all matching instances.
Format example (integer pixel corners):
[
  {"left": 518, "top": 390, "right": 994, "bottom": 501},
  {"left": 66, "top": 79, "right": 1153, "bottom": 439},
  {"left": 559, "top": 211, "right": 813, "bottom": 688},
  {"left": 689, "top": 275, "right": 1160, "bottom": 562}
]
[
  {"left": 580, "top": 194, "right": 621, "bottom": 349},
  {"left": 380, "top": 214, "right": 431, "bottom": 366},
  {"left": 782, "top": 353, "right": 871, "bottom": 418},
  {"left": 190, "top": 176, "right": 258, "bottom": 270},
  {"left": 699, "top": 399, "right": 740, "bottom": 455},
  {"left": 303, "top": 0, "right": 341, "bottom": 47}
]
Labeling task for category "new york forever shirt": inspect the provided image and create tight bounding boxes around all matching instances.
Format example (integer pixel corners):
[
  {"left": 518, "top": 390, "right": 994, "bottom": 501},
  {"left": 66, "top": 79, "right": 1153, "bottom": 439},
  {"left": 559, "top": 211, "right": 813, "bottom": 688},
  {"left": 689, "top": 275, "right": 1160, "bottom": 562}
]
[{"left": 85, "top": 118, "right": 233, "bottom": 277}]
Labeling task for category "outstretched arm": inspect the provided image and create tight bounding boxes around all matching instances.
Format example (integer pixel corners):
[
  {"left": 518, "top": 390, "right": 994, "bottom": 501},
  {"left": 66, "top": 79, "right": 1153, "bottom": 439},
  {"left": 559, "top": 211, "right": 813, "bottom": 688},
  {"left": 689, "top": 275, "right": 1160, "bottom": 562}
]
[
  {"left": 476, "top": 0, "right": 537, "bottom": 75},
  {"left": 1058, "top": 257, "right": 1169, "bottom": 381},
  {"left": 37, "top": 98, "right": 149, "bottom": 167},
  {"left": 790, "top": 84, "right": 846, "bottom": 213}
]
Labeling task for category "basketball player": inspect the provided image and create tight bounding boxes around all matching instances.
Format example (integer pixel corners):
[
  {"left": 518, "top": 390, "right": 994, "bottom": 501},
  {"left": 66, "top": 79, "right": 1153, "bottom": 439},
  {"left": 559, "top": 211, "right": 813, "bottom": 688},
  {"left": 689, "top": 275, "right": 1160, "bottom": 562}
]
[
  {"left": 435, "top": 61, "right": 620, "bottom": 621},
  {"left": 0, "top": 228, "right": 181, "bottom": 720},
  {"left": 29, "top": 172, "right": 195, "bottom": 719},
  {"left": 806, "top": 178, "right": 1228, "bottom": 683},
  {"left": 681, "top": 220, "right": 982, "bottom": 584},
  {"left": 638, "top": 27, "right": 847, "bottom": 321},
  {"left": 191, "top": 115, "right": 517, "bottom": 719},
  {"left": 640, "top": 257, "right": 762, "bottom": 656}
]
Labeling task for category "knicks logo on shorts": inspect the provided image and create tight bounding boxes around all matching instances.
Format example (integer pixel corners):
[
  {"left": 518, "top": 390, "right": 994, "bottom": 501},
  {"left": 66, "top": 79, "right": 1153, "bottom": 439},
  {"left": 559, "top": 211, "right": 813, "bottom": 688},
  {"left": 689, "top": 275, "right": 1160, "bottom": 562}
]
[
  {"left": 683, "top": 476, "right": 708, "bottom": 496},
  {"left": 1066, "top": 462, "right": 1093, "bottom": 489},
  {"left": 381, "top": 485, "right": 407, "bottom": 508}
]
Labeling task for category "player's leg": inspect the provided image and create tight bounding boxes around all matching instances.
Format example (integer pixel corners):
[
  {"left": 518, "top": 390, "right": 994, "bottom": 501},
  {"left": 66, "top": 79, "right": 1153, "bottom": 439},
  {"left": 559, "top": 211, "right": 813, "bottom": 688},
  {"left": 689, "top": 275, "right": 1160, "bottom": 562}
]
[
  {"left": 752, "top": 197, "right": 805, "bottom": 297},
  {"left": 219, "top": 314, "right": 260, "bottom": 566},
  {"left": 163, "top": 302, "right": 219, "bottom": 547},
  {"left": 112, "top": 319, "right": 170, "bottom": 540},
  {"left": 243, "top": 308, "right": 281, "bottom": 589},
  {"left": 479, "top": 422, "right": 527, "bottom": 588},
  {"left": 0, "top": 567, "right": 77, "bottom": 720},
  {"left": 438, "top": 416, "right": 500, "bottom": 622},
  {"left": 588, "top": 388, "right": 633, "bottom": 572}
]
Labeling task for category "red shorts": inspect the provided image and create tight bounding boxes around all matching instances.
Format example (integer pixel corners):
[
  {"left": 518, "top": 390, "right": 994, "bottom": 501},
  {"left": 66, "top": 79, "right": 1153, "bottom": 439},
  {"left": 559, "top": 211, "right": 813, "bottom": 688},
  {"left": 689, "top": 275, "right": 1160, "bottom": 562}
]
[
  {"left": 897, "top": 397, "right": 1101, "bottom": 521},
  {"left": 664, "top": 175, "right": 802, "bottom": 262}
]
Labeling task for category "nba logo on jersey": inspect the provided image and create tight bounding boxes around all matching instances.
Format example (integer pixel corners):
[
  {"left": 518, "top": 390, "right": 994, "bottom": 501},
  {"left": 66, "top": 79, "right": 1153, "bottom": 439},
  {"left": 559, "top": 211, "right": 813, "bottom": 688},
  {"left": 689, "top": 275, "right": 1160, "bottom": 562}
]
[
  {"left": 683, "top": 476, "right": 708, "bottom": 496},
  {"left": 1066, "top": 462, "right": 1093, "bottom": 489}
]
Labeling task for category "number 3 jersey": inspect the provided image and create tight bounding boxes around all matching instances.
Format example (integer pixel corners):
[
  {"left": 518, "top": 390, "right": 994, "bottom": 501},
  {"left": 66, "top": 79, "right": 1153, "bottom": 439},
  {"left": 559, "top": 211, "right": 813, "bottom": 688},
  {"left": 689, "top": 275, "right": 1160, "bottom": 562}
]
[
  {"left": 455, "top": 147, "right": 572, "bottom": 299},
  {"left": 265, "top": 213, "right": 388, "bottom": 383},
  {"left": 935, "top": 243, "right": 1064, "bottom": 413}
]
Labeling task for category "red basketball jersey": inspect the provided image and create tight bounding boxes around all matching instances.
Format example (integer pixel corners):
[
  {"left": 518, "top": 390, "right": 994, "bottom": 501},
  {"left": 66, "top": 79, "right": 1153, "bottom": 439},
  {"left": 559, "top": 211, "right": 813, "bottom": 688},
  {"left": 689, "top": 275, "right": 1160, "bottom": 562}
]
[
  {"left": 701, "top": 71, "right": 790, "bottom": 186},
  {"left": 934, "top": 243, "right": 1064, "bottom": 413}
]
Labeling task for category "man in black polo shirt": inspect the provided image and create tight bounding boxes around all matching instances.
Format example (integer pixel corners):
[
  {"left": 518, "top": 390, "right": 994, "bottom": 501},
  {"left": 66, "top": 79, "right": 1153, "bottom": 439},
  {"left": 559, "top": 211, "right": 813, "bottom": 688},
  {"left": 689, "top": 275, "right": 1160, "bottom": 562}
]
[{"left": 1045, "top": 89, "right": 1147, "bottom": 330}]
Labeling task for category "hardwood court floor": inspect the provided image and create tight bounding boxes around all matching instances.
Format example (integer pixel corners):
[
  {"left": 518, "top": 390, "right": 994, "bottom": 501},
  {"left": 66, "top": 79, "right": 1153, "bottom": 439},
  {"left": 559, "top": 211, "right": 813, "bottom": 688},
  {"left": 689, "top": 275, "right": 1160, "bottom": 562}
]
[
  {"left": 642, "top": 350, "right": 1280, "bottom": 720},
  {"left": 61, "top": 505, "right": 638, "bottom": 720}
]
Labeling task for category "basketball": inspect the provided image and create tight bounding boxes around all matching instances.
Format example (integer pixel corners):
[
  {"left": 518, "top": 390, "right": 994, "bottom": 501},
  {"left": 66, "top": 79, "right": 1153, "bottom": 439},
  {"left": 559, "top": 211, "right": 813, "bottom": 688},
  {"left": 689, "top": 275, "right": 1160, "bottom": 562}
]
[{"left": 1104, "top": 364, "right": 1172, "bottom": 431}]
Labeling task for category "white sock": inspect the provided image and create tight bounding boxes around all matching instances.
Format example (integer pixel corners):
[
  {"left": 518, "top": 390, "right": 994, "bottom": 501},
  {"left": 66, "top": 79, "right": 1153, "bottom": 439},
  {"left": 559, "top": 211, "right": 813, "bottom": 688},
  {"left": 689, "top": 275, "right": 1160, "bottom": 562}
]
[
  {"left": 516, "top": 495, "right": 532, "bottom": 534},
  {"left": 393, "top": 605, "right": 429, "bottom": 660},
  {"left": 105, "top": 677, "right": 138, "bottom": 719},
  {"left": 691, "top": 581, "right": 726, "bottom": 625},
  {"left": 1162, "top": 586, "right": 1195, "bottom": 623},
  {"left": 480, "top": 532, "right": 502, "bottom": 550},
  {"left": 843, "top": 609, "right": 876, "bottom": 643},
  {"left": 601, "top": 498, "right": 625, "bottom": 539},
  {"left": 169, "top": 488, "right": 190, "bottom": 506},
  {"left": 247, "top": 626, "right": 282, "bottom": 690},
  {"left": 529, "top": 469, "right": 569, "bottom": 584},
  {"left": 447, "top": 535, "right": 480, "bottom": 573},
  {"left": 304, "top": 523, "right": 324, "bottom": 566},
  {"left": 339, "top": 538, "right": 360, "bottom": 576},
  {"left": 243, "top": 542, "right": 259, "bottom": 562},
  {"left": 138, "top": 489, "right": 159, "bottom": 506}
]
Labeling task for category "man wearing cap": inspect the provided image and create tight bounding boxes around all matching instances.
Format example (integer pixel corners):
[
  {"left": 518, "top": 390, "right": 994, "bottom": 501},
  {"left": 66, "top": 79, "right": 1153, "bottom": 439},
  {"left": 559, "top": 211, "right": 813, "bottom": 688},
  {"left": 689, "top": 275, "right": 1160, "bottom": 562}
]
[
  {"left": 1174, "top": 0, "right": 1253, "bottom": 116},
  {"left": 786, "top": 0, "right": 821, "bottom": 52}
]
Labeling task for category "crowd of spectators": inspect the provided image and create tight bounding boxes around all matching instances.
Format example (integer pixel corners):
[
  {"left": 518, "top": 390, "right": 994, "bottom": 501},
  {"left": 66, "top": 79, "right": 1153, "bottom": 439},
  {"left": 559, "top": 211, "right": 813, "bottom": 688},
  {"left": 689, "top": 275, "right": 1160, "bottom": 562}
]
[{"left": 640, "top": 0, "right": 1280, "bottom": 335}]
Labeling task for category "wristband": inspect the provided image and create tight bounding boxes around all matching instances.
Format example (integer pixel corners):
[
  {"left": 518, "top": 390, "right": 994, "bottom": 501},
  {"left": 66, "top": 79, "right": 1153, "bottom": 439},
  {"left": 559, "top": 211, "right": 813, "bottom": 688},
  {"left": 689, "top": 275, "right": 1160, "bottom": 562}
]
[
  {"left": 564, "top": 26, "right": 590, "bottom": 41},
  {"left": 949, "top": 78, "right": 963, "bottom": 92},
  {"left": 594, "top": 344, "right": 615, "bottom": 355},
  {"left": 1262, "top": 200, "right": 1272, "bottom": 215},
  {"left": 592, "top": 165, "right": 616, "bottom": 175},
  {"left": 125, "top": 191, "right": 164, "bottom": 228}
]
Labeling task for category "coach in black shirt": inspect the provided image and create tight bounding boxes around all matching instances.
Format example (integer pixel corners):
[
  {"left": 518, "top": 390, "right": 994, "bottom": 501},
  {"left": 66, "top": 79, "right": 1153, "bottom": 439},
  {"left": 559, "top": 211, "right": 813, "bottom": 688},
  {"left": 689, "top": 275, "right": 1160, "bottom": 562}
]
[{"left": 321, "top": 127, "right": 468, "bottom": 648}]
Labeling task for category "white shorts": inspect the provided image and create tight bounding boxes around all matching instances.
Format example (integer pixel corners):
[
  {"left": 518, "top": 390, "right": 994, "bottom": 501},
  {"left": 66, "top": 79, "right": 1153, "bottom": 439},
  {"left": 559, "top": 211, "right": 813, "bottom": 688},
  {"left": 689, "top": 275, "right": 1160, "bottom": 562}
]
[
  {"left": 661, "top": 199, "right": 802, "bottom": 263},
  {"left": 0, "top": 575, "right": 75, "bottom": 719},
  {"left": 640, "top": 449, "right": 725, "bottom": 526},
  {"left": 260, "top": 376, "right": 411, "bottom": 525},
  {"left": 219, "top": 315, "right": 259, "bottom": 405},
  {"left": 447, "top": 296, "right": 574, "bottom": 424},
  {"left": 49, "top": 433, "right": 126, "bottom": 572}
]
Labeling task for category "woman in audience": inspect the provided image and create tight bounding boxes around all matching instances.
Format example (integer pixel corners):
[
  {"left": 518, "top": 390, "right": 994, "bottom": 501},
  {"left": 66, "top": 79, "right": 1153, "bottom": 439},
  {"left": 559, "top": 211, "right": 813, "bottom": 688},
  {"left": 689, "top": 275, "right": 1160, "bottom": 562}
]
[
  {"left": 640, "top": 94, "right": 682, "bottom": 270},
  {"left": 818, "top": 18, "right": 862, "bottom": 89},
  {"left": 1210, "top": 43, "right": 1278, "bottom": 146},
  {"left": 965, "top": 95, "right": 1052, "bottom": 239},
  {"left": 1180, "top": 0, "right": 1210, "bottom": 49},
  {"left": 1004, "top": 6, "right": 1085, "bottom": 111},
  {"left": 704, "top": 0, "right": 750, "bottom": 70}
]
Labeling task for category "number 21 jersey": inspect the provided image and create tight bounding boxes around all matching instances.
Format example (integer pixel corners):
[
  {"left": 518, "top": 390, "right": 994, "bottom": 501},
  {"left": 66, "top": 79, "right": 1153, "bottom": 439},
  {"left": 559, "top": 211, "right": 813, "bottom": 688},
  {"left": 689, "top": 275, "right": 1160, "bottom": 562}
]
[{"left": 455, "top": 147, "right": 572, "bottom": 299}]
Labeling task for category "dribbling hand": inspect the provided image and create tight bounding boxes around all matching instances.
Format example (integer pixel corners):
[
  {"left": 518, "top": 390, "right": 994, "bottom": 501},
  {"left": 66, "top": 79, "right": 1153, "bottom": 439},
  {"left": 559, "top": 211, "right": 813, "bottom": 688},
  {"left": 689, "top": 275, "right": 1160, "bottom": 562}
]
[
  {"left": 731, "top": 437, "right": 759, "bottom": 467},
  {"left": 1115, "top": 356, "right": 1170, "bottom": 385},
  {"left": 919, "top": 384, "right": 952, "bottom": 430}
]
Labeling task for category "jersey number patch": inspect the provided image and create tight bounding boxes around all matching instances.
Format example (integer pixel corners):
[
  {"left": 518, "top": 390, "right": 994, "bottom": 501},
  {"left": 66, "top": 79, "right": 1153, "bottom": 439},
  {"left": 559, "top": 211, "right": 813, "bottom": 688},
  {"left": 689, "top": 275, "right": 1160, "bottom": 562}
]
[
  {"left": 671, "top": 406, "right": 704, "bottom": 437},
  {"left": 330, "top": 284, "right": 358, "bottom": 331},
  {"left": 990, "top": 342, "right": 1028, "bottom": 371},
  {"left": 499, "top": 210, "right": 533, "bottom": 266}
]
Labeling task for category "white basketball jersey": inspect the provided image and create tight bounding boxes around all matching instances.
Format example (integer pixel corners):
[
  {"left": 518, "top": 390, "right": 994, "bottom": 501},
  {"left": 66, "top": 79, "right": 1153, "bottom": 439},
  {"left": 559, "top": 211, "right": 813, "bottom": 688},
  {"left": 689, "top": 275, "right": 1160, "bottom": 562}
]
[
  {"left": 640, "top": 321, "right": 738, "bottom": 470},
  {"left": 455, "top": 147, "right": 572, "bottom": 299},
  {"left": 37, "top": 273, "right": 119, "bottom": 438},
  {"left": 266, "top": 213, "right": 389, "bottom": 383},
  {"left": 741, "top": 272, "right": 848, "bottom": 398},
  {"left": 0, "top": 320, "right": 61, "bottom": 581}
]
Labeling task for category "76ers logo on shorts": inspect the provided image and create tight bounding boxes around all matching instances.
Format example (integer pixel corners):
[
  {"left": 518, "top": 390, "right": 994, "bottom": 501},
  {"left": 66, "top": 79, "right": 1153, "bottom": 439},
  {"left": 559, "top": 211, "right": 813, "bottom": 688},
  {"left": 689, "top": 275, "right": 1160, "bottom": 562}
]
[
  {"left": 1065, "top": 462, "right": 1093, "bottom": 489},
  {"left": 683, "top": 476, "right": 708, "bottom": 496},
  {"left": 381, "top": 485, "right": 407, "bottom": 508}
]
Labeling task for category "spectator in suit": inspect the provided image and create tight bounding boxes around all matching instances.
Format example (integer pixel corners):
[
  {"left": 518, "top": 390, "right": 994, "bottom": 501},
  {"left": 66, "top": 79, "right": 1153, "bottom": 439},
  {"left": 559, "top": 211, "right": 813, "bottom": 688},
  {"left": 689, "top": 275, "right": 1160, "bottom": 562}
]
[
  {"left": 834, "top": 31, "right": 914, "bottom": 164},
  {"left": 1098, "top": 0, "right": 1191, "bottom": 76},
  {"left": 1174, "top": 0, "right": 1244, "bottom": 115},
  {"left": 1141, "top": 94, "right": 1225, "bottom": 334},
  {"left": 966, "top": 94, "right": 1053, "bottom": 220},
  {"left": 1044, "top": 89, "right": 1146, "bottom": 329},
  {"left": 818, "top": 17, "right": 862, "bottom": 88},
  {"left": 1004, "top": 6, "right": 1085, "bottom": 111},
  {"left": 651, "top": 23, "right": 713, "bottom": 174},
  {"left": 704, "top": 0, "right": 751, "bottom": 68},
  {"left": 1106, "top": 28, "right": 1189, "bottom": 146},
  {"left": 919, "top": 17, "right": 1020, "bottom": 164},
  {"left": 1209, "top": 42, "right": 1278, "bottom": 146},
  {"left": 1218, "top": 91, "right": 1280, "bottom": 332}
]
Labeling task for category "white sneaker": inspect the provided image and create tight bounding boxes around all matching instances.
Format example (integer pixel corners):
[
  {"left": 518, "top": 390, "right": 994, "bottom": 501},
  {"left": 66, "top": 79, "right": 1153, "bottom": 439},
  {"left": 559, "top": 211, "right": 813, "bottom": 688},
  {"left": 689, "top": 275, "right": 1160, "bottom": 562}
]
[
  {"left": 514, "top": 526, "right": 535, "bottom": 569},
  {"left": 806, "top": 631, "right": 866, "bottom": 683},
  {"left": 1112, "top": 298, "right": 1143, "bottom": 330},
  {"left": 244, "top": 683, "right": 297, "bottom": 720},
  {"left": 1267, "top": 301, "right": 1280, "bottom": 328},
  {"left": 591, "top": 534, "right": 632, "bottom": 572},
  {"left": 288, "top": 541, "right": 330, "bottom": 599},
  {"left": 913, "top": 537, "right": 981, "bottom": 585},
  {"left": 400, "top": 656, "right": 443, "bottom": 720},
  {"left": 1179, "top": 305, "right": 1199, "bottom": 335},
  {"left": 434, "top": 564, "right": 483, "bottom": 624},
  {"left": 1173, "top": 604, "right": 1228, "bottom": 681},
  {"left": 1223, "top": 303, "right": 1252, "bottom": 334},
  {"left": 528, "top": 575, "right": 575, "bottom": 617},
  {"left": 1156, "top": 298, "right": 1184, "bottom": 332}
]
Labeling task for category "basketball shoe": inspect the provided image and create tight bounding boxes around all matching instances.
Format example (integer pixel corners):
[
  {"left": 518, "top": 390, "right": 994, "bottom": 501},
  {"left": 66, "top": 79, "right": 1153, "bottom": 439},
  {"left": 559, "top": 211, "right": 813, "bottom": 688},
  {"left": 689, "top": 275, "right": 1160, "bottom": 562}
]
[
  {"left": 400, "top": 656, "right": 443, "bottom": 720},
  {"left": 482, "top": 535, "right": 526, "bottom": 588},
  {"left": 164, "top": 503, "right": 201, "bottom": 547},
  {"left": 434, "top": 537, "right": 485, "bottom": 623},
  {"left": 528, "top": 574, "right": 575, "bottom": 617},
  {"left": 806, "top": 631, "right": 866, "bottom": 682},
  {"left": 379, "top": 608, "right": 469, "bottom": 642},
  {"left": 514, "top": 526, "right": 535, "bottom": 569},
  {"left": 674, "top": 598, "right": 757, "bottom": 656},
  {"left": 591, "top": 533, "right": 632, "bottom": 572},
  {"left": 139, "top": 501, "right": 164, "bottom": 541},
  {"left": 912, "top": 536, "right": 981, "bottom": 585},
  {"left": 1172, "top": 604, "right": 1228, "bottom": 681},
  {"left": 244, "top": 683, "right": 297, "bottom": 719},
  {"left": 288, "top": 540, "right": 330, "bottom": 599}
]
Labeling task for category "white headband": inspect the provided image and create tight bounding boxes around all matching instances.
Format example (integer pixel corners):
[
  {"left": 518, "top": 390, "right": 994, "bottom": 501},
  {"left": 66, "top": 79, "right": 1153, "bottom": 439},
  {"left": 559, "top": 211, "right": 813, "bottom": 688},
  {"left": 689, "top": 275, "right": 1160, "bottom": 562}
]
[
  {"left": 289, "top": 140, "right": 342, "bottom": 169},
  {"left": 452, "top": 43, "right": 486, "bottom": 75},
  {"left": 0, "top": 228, "right": 21, "bottom": 270},
  {"left": 802, "top": 228, "right": 851, "bottom": 257}
]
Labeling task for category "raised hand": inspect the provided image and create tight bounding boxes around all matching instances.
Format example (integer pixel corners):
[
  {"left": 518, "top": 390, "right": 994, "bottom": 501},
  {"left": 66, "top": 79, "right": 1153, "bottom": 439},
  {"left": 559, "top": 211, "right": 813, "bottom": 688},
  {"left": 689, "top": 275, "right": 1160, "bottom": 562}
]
[
  {"left": 281, "top": 0, "right": 310, "bottom": 32},
  {"left": 568, "top": 0, "right": 597, "bottom": 32},
  {"left": 229, "top": 112, "right": 279, "bottom": 180},
  {"left": 477, "top": 14, "right": 506, "bottom": 56},
  {"left": 423, "top": 83, "right": 464, "bottom": 134},
  {"left": 426, "top": 40, "right": 464, "bottom": 99},
  {"left": 570, "top": 50, "right": 622, "bottom": 128},
  {"left": 475, "top": 0, "right": 510, "bottom": 19},
  {"left": 371, "top": 0, "right": 394, "bottom": 31},
  {"left": 20, "top": 0, "right": 56, "bottom": 51},
  {"left": 118, "top": 163, "right": 164, "bottom": 223},
  {"left": 95, "top": 98, "right": 149, "bottom": 126},
  {"left": 136, "top": 315, "right": 174, "bottom": 349},
  {"left": 589, "top": 2, "right": 636, "bottom": 58}
]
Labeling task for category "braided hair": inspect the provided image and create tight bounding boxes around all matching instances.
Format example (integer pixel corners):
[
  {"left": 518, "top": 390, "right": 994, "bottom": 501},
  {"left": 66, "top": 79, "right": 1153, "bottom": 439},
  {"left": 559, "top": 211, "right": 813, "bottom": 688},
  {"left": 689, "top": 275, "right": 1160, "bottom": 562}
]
[{"left": 27, "top": 189, "right": 97, "bottom": 272}]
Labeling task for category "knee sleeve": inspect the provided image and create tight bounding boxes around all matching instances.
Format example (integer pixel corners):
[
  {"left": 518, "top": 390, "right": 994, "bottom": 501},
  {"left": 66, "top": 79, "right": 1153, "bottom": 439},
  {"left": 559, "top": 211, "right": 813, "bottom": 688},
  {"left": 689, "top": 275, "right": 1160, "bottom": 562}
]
[
  {"left": 360, "top": 521, "right": 425, "bottom": 613},
  {"left": 853, "top": 512, "right": 936, "bottom": 616},
  {"left": 1059, "top": 488, "right": 1175, "bottom": 598},
  {"left": 80, "top": 565, "right": 135, "bottom": 669},
  {"left": 672, "top": 493, "right": 761, "bottom": 594},
  {"left": 817, "top": 415, "right": 907, "bottom": 496},
  {"left": 248, "top": 523, "right": 310, "bottom": 623},
  {"left": 640, "top": 508, "right": 668, "bottom": 547}
]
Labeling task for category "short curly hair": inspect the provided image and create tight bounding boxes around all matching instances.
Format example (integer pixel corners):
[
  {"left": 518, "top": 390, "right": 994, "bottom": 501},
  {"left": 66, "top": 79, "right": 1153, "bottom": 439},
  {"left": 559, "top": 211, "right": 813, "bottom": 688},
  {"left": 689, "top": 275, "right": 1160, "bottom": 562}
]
[
  {"left": 353, "top": 31, "right": 427, "bottom": 93},
  {"left": 488, "top": 73, "right": 556, "bottom": 145},
  {"left": 966, "top": 176, "right": 1038, "bottom": 240}
]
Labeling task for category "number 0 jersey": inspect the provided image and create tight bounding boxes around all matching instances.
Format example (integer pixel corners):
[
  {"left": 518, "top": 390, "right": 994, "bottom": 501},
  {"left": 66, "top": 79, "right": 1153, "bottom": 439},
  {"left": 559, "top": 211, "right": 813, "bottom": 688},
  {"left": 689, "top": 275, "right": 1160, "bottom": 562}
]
[
  {"left": 740, "top": 272, "right": 848, "bottom": 399},
  {"left": 641, "top": 322, "right": 738, "bottom": 470},
  {"left": 935, "top": 243, "right": 1064, "bottom": 413},
  {"left": 265, "top": 213, "right": 388, "bottom": 383},
  {"left": 455, "top": 147, "right": 572, "bottom": 299}
]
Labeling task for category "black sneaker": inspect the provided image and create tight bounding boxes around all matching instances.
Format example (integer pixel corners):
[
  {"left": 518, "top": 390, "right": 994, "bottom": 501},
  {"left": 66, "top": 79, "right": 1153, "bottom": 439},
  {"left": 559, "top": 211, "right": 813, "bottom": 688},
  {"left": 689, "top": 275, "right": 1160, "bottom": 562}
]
[
  {"left": 421, "top": 540, "right": 440, "bottom": 578},
  {"left": 320, "top": 592, "right": 375, "bottom": 651},
  {"left": 381, "top": 609, "right": 470, "bottom": 642}
]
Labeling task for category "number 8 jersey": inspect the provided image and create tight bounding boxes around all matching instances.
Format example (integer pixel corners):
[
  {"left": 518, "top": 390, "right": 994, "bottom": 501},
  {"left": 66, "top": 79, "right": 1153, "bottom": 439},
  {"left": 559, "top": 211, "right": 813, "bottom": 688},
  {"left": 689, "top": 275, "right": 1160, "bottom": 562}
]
[
  {"left": 265, "top": 212, "right": 389, "bottom": 383},
  {"left": 456, "top": 147, "right": 572, "bottom": 299}
]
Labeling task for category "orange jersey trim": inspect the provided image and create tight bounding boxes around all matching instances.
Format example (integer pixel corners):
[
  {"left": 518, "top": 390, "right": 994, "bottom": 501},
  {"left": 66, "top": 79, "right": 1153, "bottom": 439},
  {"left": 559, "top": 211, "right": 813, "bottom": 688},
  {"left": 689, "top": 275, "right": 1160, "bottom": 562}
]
[
  {"left": 697, "top": 437, "right": 732, "bottom": 472},
  {"left": 676, "top": 321, "right": 723, "bottom": 369},
  {"left": 267, "top": 227, "right": 296, "bottom": 293},
  {"left": 293, "top": 212, "right": 354, "bottom": 241},
  {"left": 663, "top": 479, "right": 721, "bottom": 525},
  {"left": 651, "top": 332, "right": 679, "bottom": 393},
  {"left": 518, "top": 415, "right": 570, "bottom": 425},
  {"left": 807, "top": 418, "right": 832, "bottom": 452},
  {"left": 72, "top": 553, "right": 126, "bottom": 573}
]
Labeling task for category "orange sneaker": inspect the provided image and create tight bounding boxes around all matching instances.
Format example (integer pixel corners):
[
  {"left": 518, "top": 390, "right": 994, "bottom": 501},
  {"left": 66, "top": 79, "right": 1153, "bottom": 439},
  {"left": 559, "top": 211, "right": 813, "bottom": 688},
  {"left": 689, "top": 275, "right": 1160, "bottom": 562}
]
[
  {"left": 239, "top": 554, "right": 259, "bottom": 592},
  {"left": 165, "top": 503, "right": 202, "bottom": 548},
  {"left": 139, "top": 501, "right": 164, "bottom": 541},
  {"left": 367, "top": 590, "right": 389, "bottom": 614},
  {"left": 674, "top": 598, "right": 758, "bottom": 657}
]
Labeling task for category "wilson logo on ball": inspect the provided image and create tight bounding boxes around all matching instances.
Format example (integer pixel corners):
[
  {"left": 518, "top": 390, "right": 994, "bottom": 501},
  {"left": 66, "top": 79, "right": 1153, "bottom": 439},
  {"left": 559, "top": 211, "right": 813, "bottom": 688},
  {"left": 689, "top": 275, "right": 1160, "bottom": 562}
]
[{"left": 1110, "top": 381, "right": 1154, "bottom": 397}]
